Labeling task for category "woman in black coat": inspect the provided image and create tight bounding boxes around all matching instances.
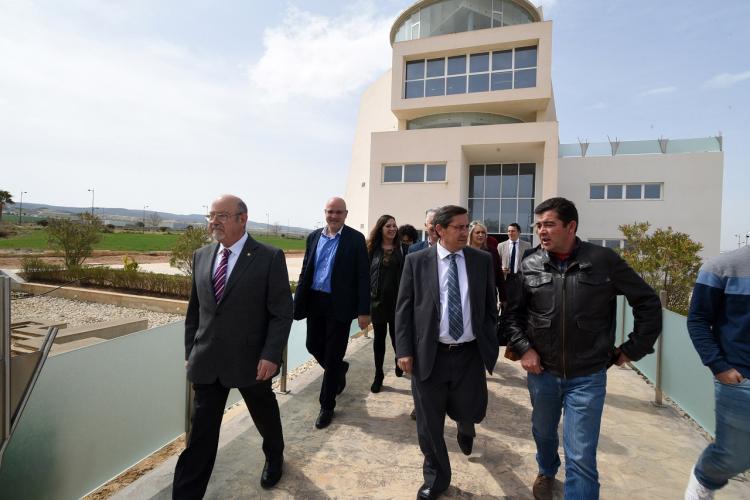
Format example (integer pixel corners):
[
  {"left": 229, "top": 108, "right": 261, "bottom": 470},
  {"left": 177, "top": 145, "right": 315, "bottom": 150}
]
[{"left": 366, "top": 214, "right": 406, "bottom": 393}]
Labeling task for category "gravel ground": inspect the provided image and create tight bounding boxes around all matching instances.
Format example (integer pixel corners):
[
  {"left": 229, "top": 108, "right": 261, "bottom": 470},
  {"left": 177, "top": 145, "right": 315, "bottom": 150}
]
[{"left": 10, "top": 295, "right": 184, "bottom": 328}]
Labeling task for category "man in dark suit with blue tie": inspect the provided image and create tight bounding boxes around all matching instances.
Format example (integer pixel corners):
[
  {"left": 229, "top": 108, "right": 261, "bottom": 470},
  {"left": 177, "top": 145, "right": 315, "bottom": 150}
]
[
  {"left": 294, "top": 196, "right": 370, "bottom": 429},
  {"left": 396, "top": 205, "right": 499, "bottom": 500},
  {"left": 173, "top": 195, "right": 293, "bottom": 498}
]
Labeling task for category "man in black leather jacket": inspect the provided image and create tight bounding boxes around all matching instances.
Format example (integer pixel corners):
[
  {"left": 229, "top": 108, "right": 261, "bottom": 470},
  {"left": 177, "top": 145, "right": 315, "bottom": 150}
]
[{"left": 504, "top": 197, "right": 661, "bottom": 500}]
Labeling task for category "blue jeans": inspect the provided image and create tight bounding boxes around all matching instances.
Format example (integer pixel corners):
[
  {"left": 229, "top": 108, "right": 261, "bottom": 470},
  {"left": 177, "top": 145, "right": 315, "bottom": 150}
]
[
  {"left": 527, "top": 369, "right": 607, "bottom": 500},
  {"left": 694, "top": 378, "right": 750, "bottom": 490}
]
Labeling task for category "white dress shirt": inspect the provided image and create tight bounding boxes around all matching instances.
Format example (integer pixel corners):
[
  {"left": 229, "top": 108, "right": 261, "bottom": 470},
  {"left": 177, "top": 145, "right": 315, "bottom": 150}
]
[
  {"left": 212, "top": 232, "right": 248, "bottom": 281},
  {"left": 436, "top": 242, "right": 475, "bottom": 344}
]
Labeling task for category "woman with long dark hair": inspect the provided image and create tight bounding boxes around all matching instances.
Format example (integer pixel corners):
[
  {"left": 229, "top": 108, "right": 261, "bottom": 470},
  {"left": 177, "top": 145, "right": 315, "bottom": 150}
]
[{"left": 367, "top": 214, "right": 405, "bottom": 393}]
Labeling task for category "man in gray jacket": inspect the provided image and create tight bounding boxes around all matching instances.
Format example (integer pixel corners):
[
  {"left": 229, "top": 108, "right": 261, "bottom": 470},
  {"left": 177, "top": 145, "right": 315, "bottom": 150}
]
[{"left": 173, "top": 194, "right": 293, "bottom": 499}]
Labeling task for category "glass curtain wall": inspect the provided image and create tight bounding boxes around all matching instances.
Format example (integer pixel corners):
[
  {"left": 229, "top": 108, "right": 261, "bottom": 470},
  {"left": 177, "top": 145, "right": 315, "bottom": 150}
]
[
  {"left": 468, "top": 163, "right": 535, "bottom": 241},
  {"left": 395, "top": 0, "right": 536, "bottom": 42}
]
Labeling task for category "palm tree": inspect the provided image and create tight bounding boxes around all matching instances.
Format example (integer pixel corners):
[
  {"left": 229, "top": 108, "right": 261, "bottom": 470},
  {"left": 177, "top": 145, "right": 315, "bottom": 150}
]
[{"left": 0, "top": 190, "right": 14, "bottom": 221}]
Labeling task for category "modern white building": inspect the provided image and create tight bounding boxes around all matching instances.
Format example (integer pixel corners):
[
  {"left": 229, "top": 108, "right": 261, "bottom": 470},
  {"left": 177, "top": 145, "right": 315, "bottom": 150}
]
[{"left": 344, "top": 0, "right": 723, "bottom": 256}]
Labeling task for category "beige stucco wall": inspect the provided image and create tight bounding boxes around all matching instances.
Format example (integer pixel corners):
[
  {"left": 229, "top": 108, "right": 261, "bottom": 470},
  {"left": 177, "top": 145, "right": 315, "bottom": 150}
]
[
  {"left": 343, "top": 71, "right": 399, "bottom": 233},
  {"left": 368, "top": 121, "right": 558, "bottom": 232},
  {"left": 558, "top": 152, "right": 724, "bottom": 257}
]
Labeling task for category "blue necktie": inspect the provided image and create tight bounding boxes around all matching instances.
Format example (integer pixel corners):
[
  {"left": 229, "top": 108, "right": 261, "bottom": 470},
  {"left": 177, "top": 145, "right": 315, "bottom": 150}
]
[
  {"left": 447, "top": 253, "right": 463, "bottom": 341},
  {"left": 509, "top": 241, "right": 517, "bottom": 274}
]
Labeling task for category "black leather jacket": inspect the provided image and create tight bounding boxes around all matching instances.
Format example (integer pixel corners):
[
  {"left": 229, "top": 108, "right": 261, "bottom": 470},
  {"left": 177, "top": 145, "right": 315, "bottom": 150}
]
[
  {"left": 505, "top": 239, "right": 662, "bottom": 378},
  {"left": 369, "top": 244, "right": 406, "bottom": 300}
]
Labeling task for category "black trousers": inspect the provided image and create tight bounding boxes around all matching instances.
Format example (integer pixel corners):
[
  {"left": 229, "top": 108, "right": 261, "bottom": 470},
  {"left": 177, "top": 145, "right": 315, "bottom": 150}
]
[
  {"left": 372, "top": 319, "right": 396, "bottom": 377},
  {"left": 412, "top": 342, "right": 487, "bottom": 492},
  {"left": 172, "top": 379, "right": 284, "bottom": 500},
  {"left": 305, "top": 291, "right": 350, "bottom": 411}
]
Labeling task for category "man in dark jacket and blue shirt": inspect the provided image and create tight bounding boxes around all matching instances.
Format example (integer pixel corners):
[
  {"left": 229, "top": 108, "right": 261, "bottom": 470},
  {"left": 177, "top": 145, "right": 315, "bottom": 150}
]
[
  {"left": 684, "top": 245, "right": 750, "bottom": 500},
  {"left": 505, "top": 197, "right": 662, "bottom": 500}
]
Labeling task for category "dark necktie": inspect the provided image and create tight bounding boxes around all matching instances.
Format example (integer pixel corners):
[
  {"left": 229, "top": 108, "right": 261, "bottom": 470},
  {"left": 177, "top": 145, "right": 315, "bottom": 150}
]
[
  {"left": 509, "top": 241, "right": 517, "bottom": 275},
  {"left": 213, "top": 248, "right": 231, "bottom": 302},
  {"left": 447, "top": 253, "right": 463, "bottom": 341}
]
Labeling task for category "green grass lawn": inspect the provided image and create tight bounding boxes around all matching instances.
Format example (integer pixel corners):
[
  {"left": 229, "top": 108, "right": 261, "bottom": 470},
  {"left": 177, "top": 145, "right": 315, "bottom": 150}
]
[{"left": 0, "top": 228, "right": 306, "bottom": 252}]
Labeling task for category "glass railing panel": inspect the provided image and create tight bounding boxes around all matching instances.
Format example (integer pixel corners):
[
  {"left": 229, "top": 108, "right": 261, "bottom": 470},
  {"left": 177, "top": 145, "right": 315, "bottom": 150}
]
[
  {"left": 0, "top": 322, "right": 187, "bottom": 499},
  {"left": 616, "top": 140, "right": 661, "bottom": 155},
  {"left": 667, "top": 137, "right": 721, "bottom": 154},
  {"left": 660, "top": 308, "right": 716, "bottom": 435}
]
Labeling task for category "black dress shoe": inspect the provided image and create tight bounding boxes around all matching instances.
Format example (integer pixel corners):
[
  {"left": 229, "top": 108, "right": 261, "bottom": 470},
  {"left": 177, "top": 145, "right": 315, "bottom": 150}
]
[
  {"left": 260, "top": 456, "right": 283, "bottom": 489},
  {"left": 315, "top": 408, "right": 334, "bottom": 429},
  {"left": 410, "top": 407, "right": 417, "bottom": 420},
  {"left": 370, "top": 374, "right": 384, "bottom": 393},
  {"left": 337, "top": 361, "right": 349, "bottom": 395},
  {"left": 417, "top": 483, "right": 443, "bottom": 499},
  {"left": 457, "top": 432, "right": 473, "bottom": 455}
]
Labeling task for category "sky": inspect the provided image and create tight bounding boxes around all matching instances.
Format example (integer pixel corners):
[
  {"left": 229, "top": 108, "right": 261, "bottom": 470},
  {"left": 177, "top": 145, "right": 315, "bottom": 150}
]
[{"left": 1, "top": 0, "right": 748, "bottom": 250}]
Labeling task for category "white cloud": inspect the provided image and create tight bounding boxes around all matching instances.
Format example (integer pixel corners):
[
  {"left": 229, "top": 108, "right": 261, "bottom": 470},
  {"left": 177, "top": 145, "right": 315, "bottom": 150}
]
[
  {"left": 247, "top": 6, "right": 393, "bottom": 103},
  {"left": 638, "top": 86, "right": 677, "bottom": 97},
  {"left": 704, "top": 70, "right": 750, "bottom": 89}
]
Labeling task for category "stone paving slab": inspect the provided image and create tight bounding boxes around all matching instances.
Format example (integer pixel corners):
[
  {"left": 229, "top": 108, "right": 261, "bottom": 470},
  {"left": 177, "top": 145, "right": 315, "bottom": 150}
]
[{"left": 115, "top": 336, "right": 750, "bottom": 499}]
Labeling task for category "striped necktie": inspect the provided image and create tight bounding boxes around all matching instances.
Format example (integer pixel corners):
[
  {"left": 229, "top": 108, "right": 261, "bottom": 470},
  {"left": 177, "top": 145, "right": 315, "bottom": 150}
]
[
  {"left": 447, "top": 253, "right": 463, "bottom": 341},
  {"left": 213, "top": 248, "right": 231, "bottom": 303}
]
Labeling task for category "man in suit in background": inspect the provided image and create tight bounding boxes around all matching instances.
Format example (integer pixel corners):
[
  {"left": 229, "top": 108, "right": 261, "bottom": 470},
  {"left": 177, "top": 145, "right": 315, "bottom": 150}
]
[
  {"left": 498, "top": 222, "right": 531, "bottom": 280},
  {"left": 396, "top": 205, "right": 499, "bottom": 500},
  {"left": 294, "top": 196, "right": 370, "bottom": 429},
  {"left": 173, "top": 194, "right": 293, "bottom": 499},
  {"left": 408, "top": 207, "right": 440, "bottom": 254}
]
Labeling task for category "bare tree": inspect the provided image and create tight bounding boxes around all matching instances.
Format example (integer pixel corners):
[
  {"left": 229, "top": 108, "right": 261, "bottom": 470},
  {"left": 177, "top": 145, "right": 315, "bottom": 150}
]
[{"left": 148, "top": 211, "right": 162, "bottom": 229}]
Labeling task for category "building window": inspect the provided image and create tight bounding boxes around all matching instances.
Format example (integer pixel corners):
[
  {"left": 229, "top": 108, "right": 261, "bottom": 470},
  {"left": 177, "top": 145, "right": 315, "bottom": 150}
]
[
  {"left": 382, "top": 163, "right": 447, "bottom": 183},
  {"left": 468, "top": 163, "right": 535, "bottom": 236},
  {"left": 394, "top": 0, "right": 538, "bottom": 43},
  {"left": 405, "top": 46, "right": 537, "bottom": 99},
  {"left": 590, "top": 183, "right": 662, "bottom": 200},
  {"left": 589, "top": 238, "right": 625, "bottom": 250}
]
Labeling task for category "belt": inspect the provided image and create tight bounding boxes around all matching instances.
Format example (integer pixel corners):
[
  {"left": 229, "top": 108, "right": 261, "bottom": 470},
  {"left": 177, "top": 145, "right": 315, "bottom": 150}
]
[{"left": 437, "top": 340, "right": 476, "bottom": 351}]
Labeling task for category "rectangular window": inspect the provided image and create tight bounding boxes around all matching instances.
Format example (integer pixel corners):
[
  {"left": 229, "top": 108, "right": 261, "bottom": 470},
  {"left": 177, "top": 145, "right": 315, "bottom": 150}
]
[
  {"left": 425, "top": 164, "right": 446, "bottom": 182},
  {"left": 446, "top": 75, "right": 466, "bottom": 94},
  {"left": 591, "top": 183, "right": 664, "bottom": 200},
  {"left": 404, "top": 164, "right": 424, "bottom": 182},
  {"left": 607, "top": 184, "right": 623, "bottom": 199},
  {"left": 425, "top": 78, "right": 445, "bottom": 96},
  {"left": 625, "top": 184, "right": 642, "bottom": 199},
  {"left": 469, "top": 52, "right": 489, "bottom": 73},
  {"left": 590, "top": 185, "right": 605, "bottom": 200},
  {"left": 406, "top": 60, "right": 425, "bottom": 80},
  {"left": 447, "top": 55, "right": 466, "bottom": 75},
  {"left": 644, "top": 183, "right": 661, "bottom": 199},
  {"left": 468, "top": 73, "right": 489, "bottom": 93},
  {"left": 426, "top": 58, "right": 445, "bottom": 77},
  {"left": 383, "top": 165, "right": 402, "bottom": 183}
]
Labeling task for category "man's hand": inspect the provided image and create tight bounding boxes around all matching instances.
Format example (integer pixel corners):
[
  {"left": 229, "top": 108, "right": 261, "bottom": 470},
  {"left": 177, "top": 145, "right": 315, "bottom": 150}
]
[
  {"left": 614, "top": 348, "right": 631, "bottom": 366},
  {"left": 358, "top": 314, "right": 371, "bottom": 331},
  {"left": 716, "top": 368, "right": 744, "bottom": 385},
  {"left": 520, "top": 348, "right": 543, "bottom": 374},
  {"left": 185, "top": 360, "right": 188, "bottom": 369},
  {"left": 397, "top": 356, "right": 413, "bottom": 374},
  {"left": 256, "top": 359, "right": 278, "bottom": 381}
]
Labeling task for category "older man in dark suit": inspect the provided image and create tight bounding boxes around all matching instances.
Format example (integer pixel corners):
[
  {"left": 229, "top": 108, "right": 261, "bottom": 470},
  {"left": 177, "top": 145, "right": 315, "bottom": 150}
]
[
  {"left": 396, "top": 205, "right": 499, "bottom": 500},
  {"left": 173, "top": 194, "right": 293, "bottom": 499},
  {"left": 294, "top": 196, "right": 370, "bottom": 429}
]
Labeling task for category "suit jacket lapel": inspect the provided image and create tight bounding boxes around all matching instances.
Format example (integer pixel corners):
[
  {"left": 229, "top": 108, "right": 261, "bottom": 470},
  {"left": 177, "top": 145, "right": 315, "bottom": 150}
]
[
  {"left": 464, "top": 248, "right": 480, "bottom": 320},
  {"left": 425, "top": 245, "right": 440, "bottom": 315},
  {"left": 221, "top": 235, "right": 259, "bottom": 302},
  {"left": 205, "top": 243, "right": 220, "bottom": 308}
]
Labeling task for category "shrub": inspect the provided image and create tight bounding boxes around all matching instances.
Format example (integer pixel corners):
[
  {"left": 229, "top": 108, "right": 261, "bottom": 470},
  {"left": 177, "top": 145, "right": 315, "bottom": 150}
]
[
  {"left": 47, "top": 215, "right": 103, "bottom": 269},
  {"left": 170, "top": 226, "right": 210, "bottom": 276},
  {"left": 122, "top": 255, "right": 139, "bottom": 272}
]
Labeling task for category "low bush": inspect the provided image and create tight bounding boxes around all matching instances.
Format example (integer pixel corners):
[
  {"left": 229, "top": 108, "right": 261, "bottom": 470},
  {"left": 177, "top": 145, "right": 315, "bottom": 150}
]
[{"left": 21, "top": 262, "right": 191, "bottom": 299}]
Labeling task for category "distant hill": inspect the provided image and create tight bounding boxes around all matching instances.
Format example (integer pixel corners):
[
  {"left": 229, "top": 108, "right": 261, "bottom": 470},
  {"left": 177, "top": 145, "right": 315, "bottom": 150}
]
[{"left": 14, "top": 202, "right": 310, "bottom": 234}]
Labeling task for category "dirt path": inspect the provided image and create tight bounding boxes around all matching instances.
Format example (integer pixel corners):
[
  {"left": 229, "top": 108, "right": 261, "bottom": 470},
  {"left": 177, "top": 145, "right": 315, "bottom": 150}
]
[{"left": 0, "top": 251, "right": 171, "bottom": 269}]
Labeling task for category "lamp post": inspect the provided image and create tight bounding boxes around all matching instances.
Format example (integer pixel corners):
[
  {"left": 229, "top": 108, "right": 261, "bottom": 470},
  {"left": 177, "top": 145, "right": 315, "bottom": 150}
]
[
  {"left": 746, "top": 232, "right": 750, "bottom": 247},
  {"left": 87, "top": 188, "right": 95, "bottom": 219},
  {"left": 143, "top": 205, "right": 149, "bottom": 232},
  {"left": 735, "top": 234, "right": 741, "bottom": 248},
  {"left": 18, "top": 191, "right": 27, "bottom": 225}
]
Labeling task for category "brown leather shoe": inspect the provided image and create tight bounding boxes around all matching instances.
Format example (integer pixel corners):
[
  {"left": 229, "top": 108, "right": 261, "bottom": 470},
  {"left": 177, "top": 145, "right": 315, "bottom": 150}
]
[{"left": 532, "top": 473, "right": 554, "bottom": 500}]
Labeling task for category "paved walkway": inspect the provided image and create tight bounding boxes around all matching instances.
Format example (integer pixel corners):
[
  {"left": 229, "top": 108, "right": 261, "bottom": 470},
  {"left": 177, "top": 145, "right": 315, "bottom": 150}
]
[{"left": 115, "top": 337, "right": 749, "bottom": 499}]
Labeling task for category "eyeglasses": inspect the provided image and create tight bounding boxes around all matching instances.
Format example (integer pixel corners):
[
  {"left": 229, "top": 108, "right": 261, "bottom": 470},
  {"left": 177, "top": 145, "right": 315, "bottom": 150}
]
[
  {"left": 205, "top": 212, "right": 242, "bottom": 223},
  {"left": 447, "top": 224, "right": 470, "bottom": 232}
]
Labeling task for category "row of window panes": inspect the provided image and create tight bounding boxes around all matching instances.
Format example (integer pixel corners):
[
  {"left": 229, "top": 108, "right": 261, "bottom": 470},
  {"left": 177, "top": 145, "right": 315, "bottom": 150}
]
[
  {"left": 405, "top": 47, "right": 537, "bottom": 99},
  {"left": 468, "top": 198, "right": 534, "bottom": 234},
  {"left": 588, "top": 238, "right": 626, "bottom": 250},
  {"left": 383, "top": 163, "right": 447, "bottom": 183},
  {"left": 590, "top": 183, "right": 662, "bottom": 200},
  {"left": 469, "top": 163, "right": 534, "bottom": 198}
]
